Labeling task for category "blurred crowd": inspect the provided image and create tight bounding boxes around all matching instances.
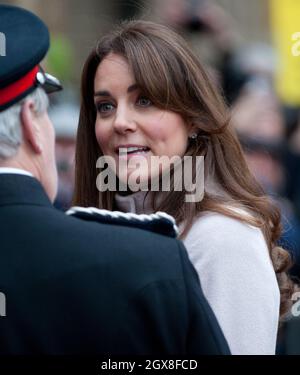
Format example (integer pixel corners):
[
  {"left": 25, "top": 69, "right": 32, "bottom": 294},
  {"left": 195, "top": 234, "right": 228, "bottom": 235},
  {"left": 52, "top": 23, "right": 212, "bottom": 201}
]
[{"left": 46, "top": 0, "right": 300, "bottom": 354}]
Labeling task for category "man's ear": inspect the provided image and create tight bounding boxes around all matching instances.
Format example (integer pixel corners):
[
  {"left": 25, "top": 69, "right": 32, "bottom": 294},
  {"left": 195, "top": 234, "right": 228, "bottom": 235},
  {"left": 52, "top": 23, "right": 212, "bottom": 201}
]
[{"left": 20, "top": 100, "right": 42, "bottom": 154}]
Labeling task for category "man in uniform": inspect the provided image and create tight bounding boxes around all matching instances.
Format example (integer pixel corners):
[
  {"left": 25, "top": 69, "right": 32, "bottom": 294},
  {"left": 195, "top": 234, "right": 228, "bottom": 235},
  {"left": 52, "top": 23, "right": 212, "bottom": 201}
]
[{"left": 0, "top": 5, "right": 230, "bottom": 355}]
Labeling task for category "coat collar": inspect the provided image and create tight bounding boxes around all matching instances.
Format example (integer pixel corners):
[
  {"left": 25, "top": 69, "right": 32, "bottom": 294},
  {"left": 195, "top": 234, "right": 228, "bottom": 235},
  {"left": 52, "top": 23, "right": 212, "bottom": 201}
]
[{"left": 0, "top": 173, "right": 52, "bottom": 208}]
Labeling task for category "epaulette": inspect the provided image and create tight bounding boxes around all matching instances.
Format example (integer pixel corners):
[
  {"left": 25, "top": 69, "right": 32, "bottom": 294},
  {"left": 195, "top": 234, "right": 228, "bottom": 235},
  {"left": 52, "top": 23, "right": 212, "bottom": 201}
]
[{"left": 66, "top": 206, "right": 179, "bottom": 238}]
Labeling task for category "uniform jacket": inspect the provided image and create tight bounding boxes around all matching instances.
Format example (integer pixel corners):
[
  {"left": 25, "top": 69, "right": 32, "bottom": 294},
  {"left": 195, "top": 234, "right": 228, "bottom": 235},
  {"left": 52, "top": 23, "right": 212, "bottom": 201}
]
[{"left": 0, "top": 173, "right": 230, "bottom": 355}]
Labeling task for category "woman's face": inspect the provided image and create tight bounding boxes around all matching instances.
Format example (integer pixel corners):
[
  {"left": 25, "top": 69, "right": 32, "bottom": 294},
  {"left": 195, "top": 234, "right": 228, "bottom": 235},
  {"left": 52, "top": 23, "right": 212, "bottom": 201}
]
[{"left": 94, "top": 53, "right": 189, "bottom": 185}]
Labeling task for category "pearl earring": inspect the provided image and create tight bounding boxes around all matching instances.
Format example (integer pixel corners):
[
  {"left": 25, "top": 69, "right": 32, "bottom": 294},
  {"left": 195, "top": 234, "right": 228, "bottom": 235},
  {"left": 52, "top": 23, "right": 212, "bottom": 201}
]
[{"left": 189, "top": 133, "right": 197, "bottom": 140}]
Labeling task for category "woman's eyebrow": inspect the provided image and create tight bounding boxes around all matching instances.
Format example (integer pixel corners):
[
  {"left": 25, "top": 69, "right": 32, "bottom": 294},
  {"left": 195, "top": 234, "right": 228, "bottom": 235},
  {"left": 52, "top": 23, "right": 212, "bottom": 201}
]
[
  {"left": 94, "top": 90, "right": 110, "bottom": 97},
  {"left": 127, "top": 83, "right": 139, "bottom": 93},
  {"left": 94, "top": 84, "right": 139, "bottom": 97}
]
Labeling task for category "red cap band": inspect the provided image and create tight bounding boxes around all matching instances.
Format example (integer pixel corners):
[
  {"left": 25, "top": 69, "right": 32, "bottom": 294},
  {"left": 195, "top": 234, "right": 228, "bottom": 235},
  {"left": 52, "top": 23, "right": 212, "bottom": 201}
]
[{"left": 0, "top": 66, "right": 39, "bottom": 107}]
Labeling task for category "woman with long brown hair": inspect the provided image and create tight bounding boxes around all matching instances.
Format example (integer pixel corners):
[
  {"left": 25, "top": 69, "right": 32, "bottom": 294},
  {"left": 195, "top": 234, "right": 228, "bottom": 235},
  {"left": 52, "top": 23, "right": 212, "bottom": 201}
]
[{"left": 74, "top": 20, "right": 294, "bottom": 354}]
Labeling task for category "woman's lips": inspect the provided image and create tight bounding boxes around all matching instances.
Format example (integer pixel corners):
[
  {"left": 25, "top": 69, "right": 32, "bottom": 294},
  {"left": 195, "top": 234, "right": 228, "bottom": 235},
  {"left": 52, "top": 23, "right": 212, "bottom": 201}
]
[
  {"left": 118, "top": 150, "right": 151, "bottom": 160},
  {"left": 115, "top": 146, "right": 151, "bottom": 159}
]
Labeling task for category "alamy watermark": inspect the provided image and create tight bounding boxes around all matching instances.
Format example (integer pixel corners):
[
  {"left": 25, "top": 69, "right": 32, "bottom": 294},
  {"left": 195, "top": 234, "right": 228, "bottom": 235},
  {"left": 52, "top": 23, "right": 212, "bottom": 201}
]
[
  {"left": 0, "top": 32, "right": 6, "bottom": 56},
  {"left": 96, "top": 151, "right": 205, "bottom": 202},
  {"left": 291, "top": 32, "right": 300, "bottom": 56},
  {"left": 291, "top": 292, "right": 300, "bottom": 317},
  {"left": 0, "top": 291, "right": 6, "bottom": 317}
]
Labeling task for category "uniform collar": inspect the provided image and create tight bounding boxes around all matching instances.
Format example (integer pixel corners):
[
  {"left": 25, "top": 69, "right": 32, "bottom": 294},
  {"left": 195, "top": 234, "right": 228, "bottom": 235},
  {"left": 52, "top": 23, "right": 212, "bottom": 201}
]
[{"left": 0, "top": 173, "right": 52, "bottom": 208}]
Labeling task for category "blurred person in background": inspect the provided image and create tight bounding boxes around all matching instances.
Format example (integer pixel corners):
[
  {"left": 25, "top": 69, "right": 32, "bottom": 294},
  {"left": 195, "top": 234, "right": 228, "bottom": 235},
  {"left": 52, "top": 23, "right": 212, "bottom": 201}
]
[
  {"left": 282, "top": 107, "right": 300, "bottom": 238},
  {"left": 231, "top": 79, "right": 300, "bottom": 279},
  {"left": 73, "top": 20, "right": 296, "bottom": 354},
  {"left": 152, "top": 0, "right": 243, "bottom": 105}
]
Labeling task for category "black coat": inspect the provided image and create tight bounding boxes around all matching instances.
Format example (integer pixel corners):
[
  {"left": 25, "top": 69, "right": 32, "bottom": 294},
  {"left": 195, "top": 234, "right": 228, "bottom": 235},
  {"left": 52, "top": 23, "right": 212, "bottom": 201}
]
[{"left": 0, "top": 174, "right": 230, "bottom": 355}]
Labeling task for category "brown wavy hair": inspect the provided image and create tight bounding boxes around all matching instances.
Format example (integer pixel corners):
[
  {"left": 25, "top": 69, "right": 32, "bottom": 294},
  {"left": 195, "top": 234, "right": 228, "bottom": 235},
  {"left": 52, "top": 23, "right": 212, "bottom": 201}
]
[{"left": 73, "top": 20, "right": 295, "bottom": 318}]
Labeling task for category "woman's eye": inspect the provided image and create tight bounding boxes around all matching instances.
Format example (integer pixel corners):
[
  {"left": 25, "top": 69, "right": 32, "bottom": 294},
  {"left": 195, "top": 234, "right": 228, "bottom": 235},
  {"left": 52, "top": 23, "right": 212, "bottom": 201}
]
[
  {"left": 96, "top": 102, "right": 114, "bottom": 113},
  {"left": 137, "top": 96, "right": 152, "bottom": 107}
]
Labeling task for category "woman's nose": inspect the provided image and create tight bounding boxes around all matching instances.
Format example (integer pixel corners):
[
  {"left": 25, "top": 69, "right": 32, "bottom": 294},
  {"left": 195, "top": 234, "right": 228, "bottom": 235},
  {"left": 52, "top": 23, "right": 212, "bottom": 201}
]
[{"left": 113, "top": 107, "right": 137, "bottom": 134}]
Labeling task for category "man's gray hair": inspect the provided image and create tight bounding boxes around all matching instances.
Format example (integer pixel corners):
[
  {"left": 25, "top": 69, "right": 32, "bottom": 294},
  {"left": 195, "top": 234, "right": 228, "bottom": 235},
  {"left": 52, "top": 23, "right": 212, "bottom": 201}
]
[{"left": 0, "top": 88, "right": 49, "bottom": 159}]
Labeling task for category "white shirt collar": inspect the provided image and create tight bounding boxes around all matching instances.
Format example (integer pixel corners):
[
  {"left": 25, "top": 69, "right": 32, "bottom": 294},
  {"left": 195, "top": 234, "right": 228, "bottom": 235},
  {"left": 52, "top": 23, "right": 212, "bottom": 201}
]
[{"left": 0, "top": 167, "right": 33, "bottom": 177}]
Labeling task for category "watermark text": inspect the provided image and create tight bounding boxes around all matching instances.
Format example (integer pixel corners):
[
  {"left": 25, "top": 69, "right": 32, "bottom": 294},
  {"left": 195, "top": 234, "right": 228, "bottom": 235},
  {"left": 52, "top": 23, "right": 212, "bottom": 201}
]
[
  {"left": 291, "top": 292, "right": 300, "bottom": 317},
  {"left": 0, "top": 32, "right": 6, "bottom": 56},
  {"left": 96, "top": 152, "right": 204, "bottom": 202},
  {"left": 0, "top": 291, "right": 6, "bottom": 317}
]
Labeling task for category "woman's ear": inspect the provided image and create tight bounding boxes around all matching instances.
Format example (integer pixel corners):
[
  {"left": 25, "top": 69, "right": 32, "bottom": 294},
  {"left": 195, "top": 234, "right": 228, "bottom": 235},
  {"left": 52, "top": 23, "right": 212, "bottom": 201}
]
[{"left": 20, "top": 100, "right": 42, "bottom": 154}]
